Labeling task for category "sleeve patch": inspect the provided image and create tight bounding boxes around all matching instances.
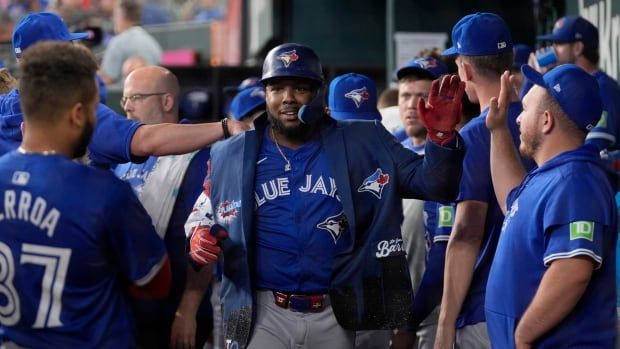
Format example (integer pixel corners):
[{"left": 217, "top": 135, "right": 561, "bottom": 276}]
[{"left": 569, "top": 221, "right": 594, "bottom": 241}]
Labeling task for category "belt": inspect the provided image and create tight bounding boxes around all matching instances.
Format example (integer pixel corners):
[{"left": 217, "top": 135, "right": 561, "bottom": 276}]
[{"left": 272, "top": 291, "right": 327, "bottom": 313}]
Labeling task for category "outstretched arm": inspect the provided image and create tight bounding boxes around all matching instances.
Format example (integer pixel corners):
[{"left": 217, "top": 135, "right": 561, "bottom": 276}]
[{"left": 130, "top": 118, "right": 248, "bottom": 157}]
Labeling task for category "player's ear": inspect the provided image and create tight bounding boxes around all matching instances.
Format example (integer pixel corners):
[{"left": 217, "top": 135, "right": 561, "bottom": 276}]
[
  {"left": 67, "top": 102, "right": 86, "bottom": 131},
  {"left": 162, "top": 93, "right": 174, "bottom": 112},
  {"left": 541, "top": 109, "right": 554, "bottom": 134},
  {"left": 572, "top": 41, "right": 584, "bottom": 57}
]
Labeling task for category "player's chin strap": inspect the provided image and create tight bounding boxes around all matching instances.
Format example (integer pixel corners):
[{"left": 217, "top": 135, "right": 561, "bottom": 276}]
[{"left": 297, "top": 86, "right": 325, "bottom": 124}]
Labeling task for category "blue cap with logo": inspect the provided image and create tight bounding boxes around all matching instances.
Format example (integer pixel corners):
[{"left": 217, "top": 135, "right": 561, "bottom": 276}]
[
  {"left": 396, "top": 56, "right": 449, "bottom": 80},
  {"left": 512, "top": 44, "right": 533, "bottom": 69},
  {"left": 537, "top": 16, "right": 598, "bottom": 45},
  {"left": 328, "top": 73, "right": 381, "bottom": 121},
  {"left": 230, "top": 86, "right": 266, "bottom": 121},
  {"left": 12, "top": 12, "right": 88, "bottom": 59},
  {"left": 521, "top": 64, "right": 602, "bottom": 131},
  {"left": 443, "top": 12, "right": 513, "bottom": 56}
]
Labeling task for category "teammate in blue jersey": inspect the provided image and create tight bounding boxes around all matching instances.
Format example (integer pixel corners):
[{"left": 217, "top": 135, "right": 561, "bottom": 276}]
[
  {"left": 185, "top": 42, "right": 466, "bottom": 349},
  {"left": 0, "top": 12, "right": 247, "bottom": 166},
  {"left": 436, "top": 13, "right": 534, "bottom": 349},
  {"left": 485, "top": 64, "right": 617, "bottom": 348},
  {"left": 536, "top": 15, "right": 620, "bottom": 152},
  {"left": 0, "top": 41, "right": 171, "bottom": 348}
]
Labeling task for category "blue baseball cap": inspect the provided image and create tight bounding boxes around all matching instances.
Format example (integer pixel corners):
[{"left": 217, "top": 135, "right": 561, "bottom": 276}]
[
  {"left": 328, "top": 73, "right": 381, "bottom": 121},
  {"left": 396, "top": 56, "right": 449, "bottom": 80},
  {"left": 512, "top": 44, "right": 533, "bottom": 69},
  {"left": 537, "top": 16, "right": 598, "bottom": 45},
  {"left": 521, "top": 64, "right": 602, "bottom": 131},
  {"left": 223, "top": 76, "right": 261, "bottom": 94},
  {"left": 229, "top": 86, "right": 266, "bottom": 121},
  {"left": 443, "top": 12, "right": 513, "bottom": 56},
  {"left": 12, "top": 12, "right": 88, "bottom": 59}
]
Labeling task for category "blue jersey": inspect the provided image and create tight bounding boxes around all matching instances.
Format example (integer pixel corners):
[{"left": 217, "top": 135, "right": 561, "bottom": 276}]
[
  {"left": 456, "top": 102, "right": 532, "bottom": 328},
  {"left": 0, "top": 88, "right": 143, "bottom": 166},
  {"left": 253, "top": 129, "right": 347, "bottom": 293},
  {"left": 485, "top": 145, "right": 617, "bottom": 348},
  {"left": 586, "top": 70, "right": 620, "bottom": 151},
  {"left": 0, "top": 151, "right": 166, "bottom": 348}
]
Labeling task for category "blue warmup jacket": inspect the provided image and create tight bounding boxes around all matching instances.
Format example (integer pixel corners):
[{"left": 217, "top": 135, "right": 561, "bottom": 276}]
[{"left": 206, "top": 114, "right": 465, "bottom": 347}]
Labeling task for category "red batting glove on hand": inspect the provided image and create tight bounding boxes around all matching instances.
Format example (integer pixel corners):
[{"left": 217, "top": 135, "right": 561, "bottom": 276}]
[
  {"left": 189, "top": 224, "right": 228, "bottom": 266},
  {"left": 417, "top": 75, "right": 465, "bottom": 145}
]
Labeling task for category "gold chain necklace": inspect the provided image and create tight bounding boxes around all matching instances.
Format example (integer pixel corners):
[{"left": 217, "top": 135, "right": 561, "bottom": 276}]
[{"left": 270, "top": 127, "right": 292, "bottom": 172}]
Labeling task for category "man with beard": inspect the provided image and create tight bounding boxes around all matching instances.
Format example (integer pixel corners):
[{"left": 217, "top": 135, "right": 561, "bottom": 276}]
[
  {"left": 0, "top": 41, "right": 171, "bottom": 348},
  {"left": 184, "top": 43, "right": 466, "bottom": 349},
  {"left": 484, "top": 65, "right": 617, "bottom": 348}
]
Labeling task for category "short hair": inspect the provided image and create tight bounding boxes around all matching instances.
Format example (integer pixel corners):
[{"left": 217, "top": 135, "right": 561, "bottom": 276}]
[
  {"left": 118, "top": 0, "right": 142, "bottom": 24},
  {"left": 581, "top": 41, "right": 600, "bottom": 65},
  {"left": 540, "top": 89, "right": 586, "bottom": 139},
  {"left": 377, "top": 87, "right": 398, "bottom": 109},
  {"left": 19, "top": 42, "right": 98, "bottom": 123},
  {"left": 461, "top": 51, "right": 513, "bottom": 79}
]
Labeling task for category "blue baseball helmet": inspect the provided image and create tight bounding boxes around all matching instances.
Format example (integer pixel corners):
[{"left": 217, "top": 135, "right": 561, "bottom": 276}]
[{"left": 261, "top": 43, "right": 324, "bottom": 85}]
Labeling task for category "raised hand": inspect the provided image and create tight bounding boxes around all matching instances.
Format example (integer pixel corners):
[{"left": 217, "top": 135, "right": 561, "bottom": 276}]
[
  {"left": 486, "top": 70, "right": 512, "bottom": 131},
  {"left": 418, "top": 75, "right": 465, "bottom": 145}
]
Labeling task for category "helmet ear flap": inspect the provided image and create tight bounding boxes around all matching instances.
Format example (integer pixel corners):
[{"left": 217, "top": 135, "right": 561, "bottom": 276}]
[{"left": 261, "top": 43, "right": 324, "bottom": 85}]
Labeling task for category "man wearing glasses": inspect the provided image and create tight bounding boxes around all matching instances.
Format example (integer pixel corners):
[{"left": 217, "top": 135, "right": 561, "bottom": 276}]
[{"left": 114, "top": 65, "right": 213, "bottom": 349}]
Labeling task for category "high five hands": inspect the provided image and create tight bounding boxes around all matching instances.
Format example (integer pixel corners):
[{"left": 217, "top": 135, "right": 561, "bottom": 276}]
[{"left": 418, "top": 74, "right": 465, "bottom": 145}]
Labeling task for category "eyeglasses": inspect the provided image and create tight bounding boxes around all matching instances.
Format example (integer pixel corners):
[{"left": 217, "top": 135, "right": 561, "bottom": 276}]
[{"left": 120, "top": 93, "right": 167, "bottom": 107}]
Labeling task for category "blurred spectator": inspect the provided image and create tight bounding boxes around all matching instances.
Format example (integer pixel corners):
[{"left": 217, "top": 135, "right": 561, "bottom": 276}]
[
  {"left": 99, "top": 0, "right": 162, "bottom": 85},
  {"left": 122, "top": 55, "right": 149, "bottom": 81},
  {"left": 180, "top": 0, "right": 225, "bottom": 22}
]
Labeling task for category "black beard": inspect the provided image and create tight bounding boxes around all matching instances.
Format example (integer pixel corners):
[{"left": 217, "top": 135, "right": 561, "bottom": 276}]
[
  {"left": 73, "top": 117, "right": 94, "bottom": 159},
  {"left": 268, "top": 111, "right": 319, "bottom": 142}
]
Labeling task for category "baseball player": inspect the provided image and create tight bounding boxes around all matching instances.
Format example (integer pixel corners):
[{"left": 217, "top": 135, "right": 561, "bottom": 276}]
[
  {"left": 535, "top": 16, "right": 620, "bottom": 152},
  {"left": 0, "top": 41, "right": 170, "bottom": 348},
  {"left": 435, "top": 13, "right": 535, "bottom": 349},
  {"left": 185, "top": 42, "right": 466, "bottom": 349},
  {"left": 0, "top": 12, "right": 247, "bottom": 166},
  {"left": 485, "top": 65, "right": 616, "bottom": 348}
]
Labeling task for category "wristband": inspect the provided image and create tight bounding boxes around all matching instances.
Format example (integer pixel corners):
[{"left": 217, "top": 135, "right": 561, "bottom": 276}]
[{"left": 221, "top": 118, "right": 231, "bottom": 139}]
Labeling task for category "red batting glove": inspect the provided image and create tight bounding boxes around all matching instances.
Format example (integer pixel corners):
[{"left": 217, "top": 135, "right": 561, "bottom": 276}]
[
  {"left": 189, "top": 224, "right": 228, "bottom": 266},
  {"left": 417, "top": 75, "right": 465, "bottom": 145}
]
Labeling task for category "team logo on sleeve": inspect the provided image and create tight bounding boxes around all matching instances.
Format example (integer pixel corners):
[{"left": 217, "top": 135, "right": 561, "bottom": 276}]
[
  {"left": 277, "top": 50, "right": 299, "bottom": 67},
  {"left": 317, "top": 211, "right": 348, "bottom": 243},
  {"left": 357, "top": 168, "right": 390, "bottom": 199},
  {"left": 344, "top": 87, "right": 370, "bottom": 108},
  {"left": 437, "top": 205, "right": 454, "bottom": 228},
  {"left": 216, "top": 200, "right": 241, "bottom": 223},
  {"left": 570, "top": 221, "right": 594, "bottom": 241}
]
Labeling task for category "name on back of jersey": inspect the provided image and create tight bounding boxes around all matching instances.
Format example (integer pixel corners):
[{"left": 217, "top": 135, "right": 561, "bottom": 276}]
[{"left": 0, "top": 189, "right": 61, "bottom": 237}]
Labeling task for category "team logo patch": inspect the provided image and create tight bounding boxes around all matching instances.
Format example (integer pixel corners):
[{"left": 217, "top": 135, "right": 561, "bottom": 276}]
[
  {"left": 358, "top": 168, "right": 390, "bottom": 199},
  {"left": 277, "top": 49, "right": 299, "bottom": 67},
  {"left": 555, "top": 17, "right": 565, "bottom": 29},
  {"left": 497, "top": 41, "right": 507, "bottom": 49},
  {"left": 375, "top": 238, "right": 404, "bottom": 258},
  {"left": 437, "top": 205, "right": 454, "bottom": 228},
  {"left": 415, "top": 57, "right": 437, "bottom": 69},
  {"left": 344, "top": 87, "right": 370, "bottom": 108},
  {"left": 11, "top": 171, "right": 29, "bottom": 186},
  {"left": 216, "top": 199, "right": 241, "bottom": 223},
  {"left": 317, "top": 211, "right": 348, "bottom": 243},
  {"left": 570, "top": 221, "right": 594, "bottom": 241}
]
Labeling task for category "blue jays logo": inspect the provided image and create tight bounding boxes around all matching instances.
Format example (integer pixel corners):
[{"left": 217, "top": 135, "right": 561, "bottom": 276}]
[
  {"left": 415, "top": 57, "right": 437, "bottom": 69},
  {"left": 317, "top": 211, "right": 348, "bottom": 243},
  {"left": 250, "top": 87, "right": 265, "bottom": 98},
  {"left": 555, "top": 18, "right": 565, "bottom": 29},
  {"left": 277, "top": 50, "right": 299, "bottom": 67},
  {"left": 344, "top": 87, "right": 370, "bottom": 108},
  {"left": 357, "top": 168, "right": 390, "bottom": 199}
]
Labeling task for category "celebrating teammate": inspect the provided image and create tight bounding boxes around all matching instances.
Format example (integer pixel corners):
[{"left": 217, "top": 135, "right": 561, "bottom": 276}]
[
  {"left": 485, "top": 65, "right": 617, "bottom": 348},
  {"left": 185, "top": 42, "right": 466, "bottom": 349},
  {"left": 0, "top": 41, "right": 171, "bottom": 348}
]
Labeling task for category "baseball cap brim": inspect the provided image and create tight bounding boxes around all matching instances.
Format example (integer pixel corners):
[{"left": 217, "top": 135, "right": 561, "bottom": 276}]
[
  {"left": 521, "top": 64, "right": 545, "bottom": 87},
  {"left": 331, "top": 110, "right": 382, "bottom": 122},
  {"left": 442, "top": 46, "right": 458, "bottom": 56},
  {"left": 69, "top": 32, "right": 89, "bottom": 41},
  {"left": 536, "top": 33, "right": 561, "bottom": 41}
]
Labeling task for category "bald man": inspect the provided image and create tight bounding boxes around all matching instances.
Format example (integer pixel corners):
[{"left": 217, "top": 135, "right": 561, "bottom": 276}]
[{"left": 115, "top": 66, "right": 213, "bottom": 349}]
